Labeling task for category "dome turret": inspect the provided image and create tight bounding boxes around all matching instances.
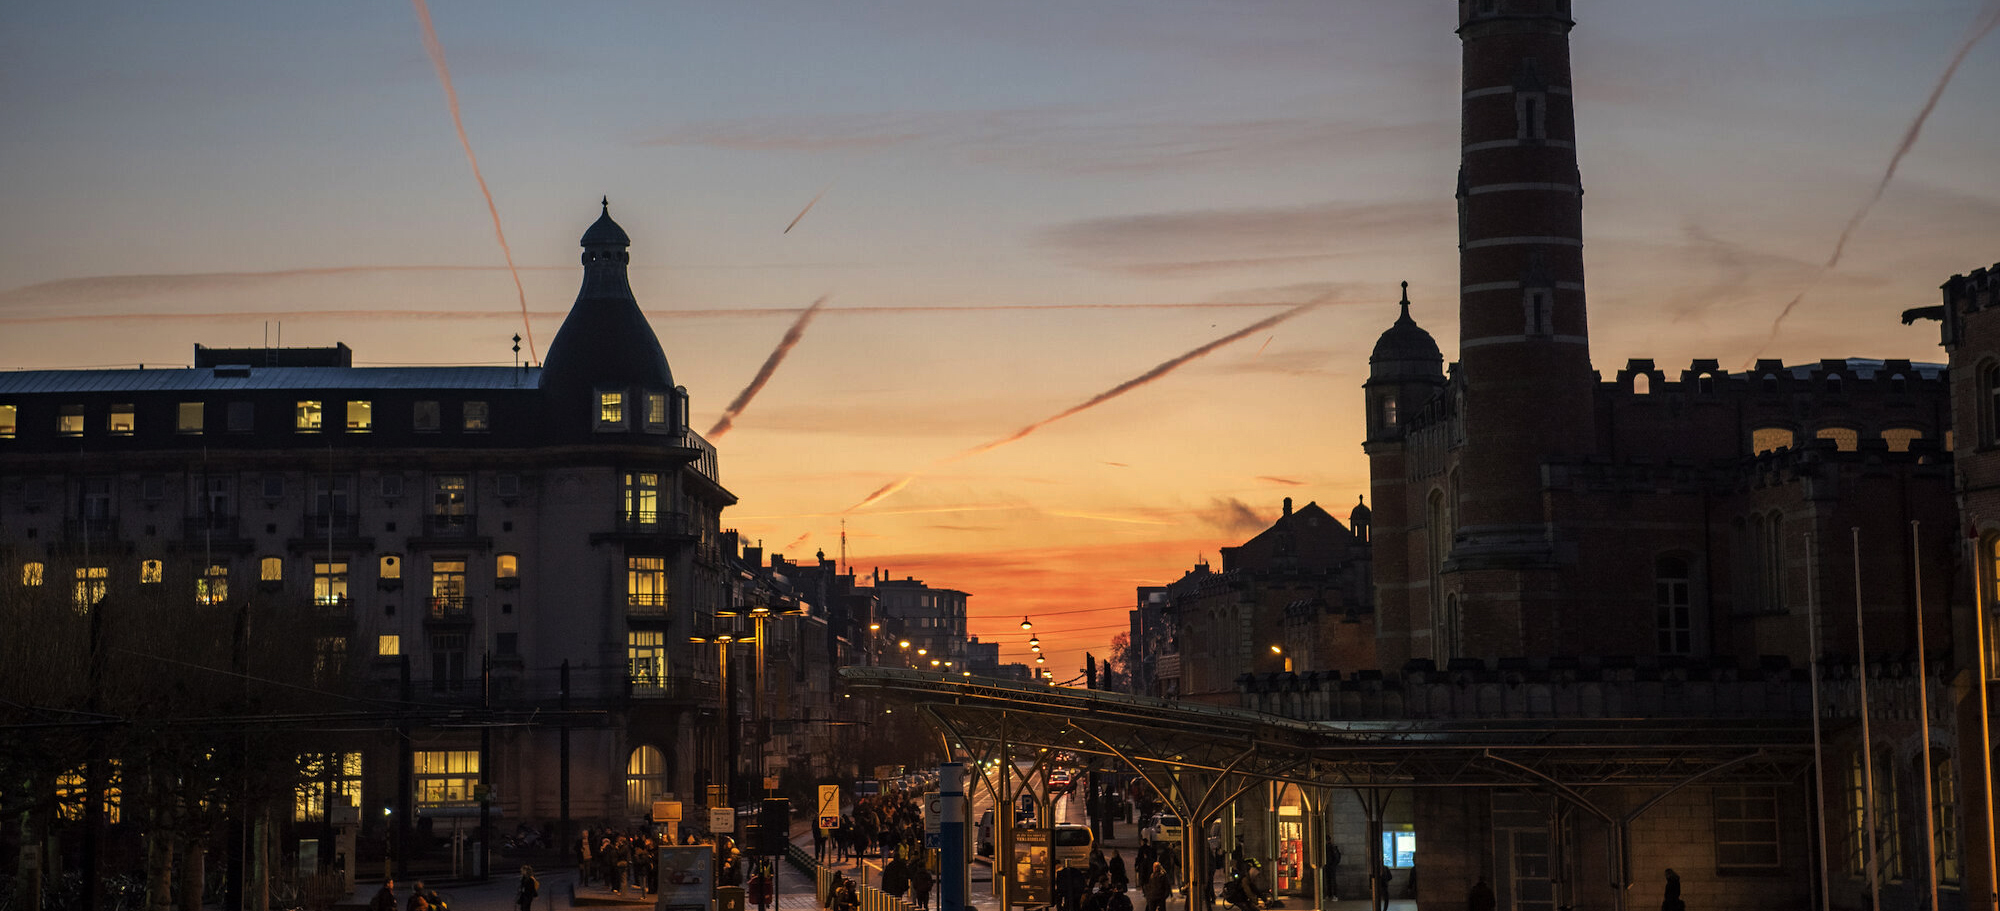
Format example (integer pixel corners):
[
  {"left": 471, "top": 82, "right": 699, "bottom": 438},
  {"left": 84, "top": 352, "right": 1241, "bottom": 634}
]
[
  {"left": 540, "top": 198, "right": 679, "bottom": 435},
  {"left": 1370, "top": 282, "right": 1443, "bottom": 373},
  {"left": 1363, "top": 283, "right": 1446, "bottom": 443}
]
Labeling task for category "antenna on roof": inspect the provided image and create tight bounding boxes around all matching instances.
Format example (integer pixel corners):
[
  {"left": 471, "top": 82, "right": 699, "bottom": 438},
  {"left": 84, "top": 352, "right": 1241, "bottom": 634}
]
[{"left": 841, "top": 519, "right": 848, "bottom": 574}]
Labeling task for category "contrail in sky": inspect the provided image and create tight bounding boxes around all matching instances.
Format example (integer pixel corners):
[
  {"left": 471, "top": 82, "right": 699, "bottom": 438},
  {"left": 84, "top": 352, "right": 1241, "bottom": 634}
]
[
  {"left": 707, "top": 296, "right": 830, "bottom": 439},
  {"left": 784, "top": 186, "right": 831, "bottom": 234},
  {"left": 410, "top": 0, "right": 539, "bottom": 363},
  {"left": 848, "top": 298, "right": 1327, "bottom": 511},
  {"left": 1749, "top": 0, "right": 2000, "bottom": 365}
]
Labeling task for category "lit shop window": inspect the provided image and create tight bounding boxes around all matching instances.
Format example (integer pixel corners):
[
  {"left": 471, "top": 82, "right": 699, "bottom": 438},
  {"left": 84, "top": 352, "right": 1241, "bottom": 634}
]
[{"left": 413, "top": 751, "right": 479, "bottom": 807}]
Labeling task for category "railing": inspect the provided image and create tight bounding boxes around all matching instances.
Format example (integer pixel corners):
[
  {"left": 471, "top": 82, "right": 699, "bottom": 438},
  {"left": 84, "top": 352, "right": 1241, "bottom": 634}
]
[
  {"left": 801, "top": 844, "right": 918, "bottom": 911},
  {"left": 424, "top": 512, "right": 478, "bottom": 537},
  {"left": 303, "top": 511, "right": 359, "bottom": 537},
  {"left": 614, "top": 510, "right": 693, "bottom": 537},
  {"left": 427, "top": 596, "right": 472, "bottom": 621},
  {"left": 183, "top": 515, "right": 239, "bottom": 538},
  {"left": 675, "top": 429, "right": 720, "bottom": 485},
  {"left": 64, "top": 517, "right": 120, "bottom": 541},
  {"left": 627, "top": 593, "right": 671, "bottom": 616}
]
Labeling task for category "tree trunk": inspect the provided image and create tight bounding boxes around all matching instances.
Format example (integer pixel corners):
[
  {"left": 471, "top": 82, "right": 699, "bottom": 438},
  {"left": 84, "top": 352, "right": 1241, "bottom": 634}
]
[{"left": 179, "top": 840, "right": 205, "bottom": 911}]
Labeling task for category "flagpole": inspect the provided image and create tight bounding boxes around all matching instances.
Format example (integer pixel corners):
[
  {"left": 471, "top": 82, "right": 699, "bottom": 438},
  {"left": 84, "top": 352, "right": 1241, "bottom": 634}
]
[
  {"left": 1807, "top": 531, "right": 1832, "bottom": 911},
  {"left": 1970, "top": 531, "right": 2000, "bottom": 911},
  {"left": 1913, "top": 520, "right": 1938, "bottom": 911},
  {"left": 1856, "top": 527, "right": 1880, "bottom": 910}
]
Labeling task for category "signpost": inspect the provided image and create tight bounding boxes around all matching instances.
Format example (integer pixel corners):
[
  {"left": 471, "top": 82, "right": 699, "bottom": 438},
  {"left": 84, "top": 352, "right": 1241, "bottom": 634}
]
[
  {"left": 818, "top": 785, "right": 841, "bottom": 830},
  {"left": 653, "top": 801, "right": 683, "bottom": 825},
  {"left": 1009, "top": 829, "right": 1051, "bottom": 907},
  {"left": 709, "top": 807, "right": 734, "bottom": 832}
]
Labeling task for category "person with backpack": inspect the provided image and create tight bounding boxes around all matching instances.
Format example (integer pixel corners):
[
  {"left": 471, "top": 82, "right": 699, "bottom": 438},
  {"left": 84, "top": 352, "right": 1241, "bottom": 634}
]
[
  {"left": 910, "top": 861, "right": 935, "bottom": 910},
  {"left": 517, "top": 867, "right": 540, "bottom": 911}
]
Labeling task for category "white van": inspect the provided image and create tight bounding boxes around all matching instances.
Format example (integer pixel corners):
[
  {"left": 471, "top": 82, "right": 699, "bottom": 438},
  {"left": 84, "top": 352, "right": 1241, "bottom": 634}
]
[{"left": 1052, "top": 824, "right": 1095, "bottom": 869}]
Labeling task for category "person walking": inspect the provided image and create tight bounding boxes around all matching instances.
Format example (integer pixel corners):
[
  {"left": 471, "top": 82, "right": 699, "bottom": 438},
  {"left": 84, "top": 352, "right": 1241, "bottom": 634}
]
[
  {"left": 1466, "top": 877, "right": 1495, "bottom": 911},
  {"left": 1661, "top": 869, "right": 1683, "bottom": 911},
  {"left": 404, "top": 882, "right": 429, "bottom": 911},
  {"left": 1142, "top": 864, "right": 1170, "bottom": 911},
  {"left": 910, "top": 861, "right": 935, "bottom": 910},
  {"left": 1109, "top": 849, "right": 1128, "bottom": 893},
  {"left": 517, "top": 867, "right": 540, "bottom": 911},
  {"left": 369, "top": 880, "right": 397, "bottom": 911},
  {"left": 748, "top": 870, "right": 772, "bottom": 911}
]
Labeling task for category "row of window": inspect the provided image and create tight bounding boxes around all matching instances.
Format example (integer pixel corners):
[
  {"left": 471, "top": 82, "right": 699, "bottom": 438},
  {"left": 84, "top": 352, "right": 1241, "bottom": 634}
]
[
  {"left": 597, "top": 390, "right": 673, "bottom": 433},
  {"left": 0, "top": 399, "right": 492, "bottom": 439},
  {"left": 1846, "top": 746, "right": 1962, "bottom": 883},
  {"left": 21, "top": 554, "right": 520, "bottom": 607},
  {"left": 1751, "top": 425, "right": 1929, "bottom": 455},
  {"left": 10, "top": 472, "right": 514, "bottom": 509},
  {"left": 1627, "top": 371, "right": 1922, "bottom": 397}
]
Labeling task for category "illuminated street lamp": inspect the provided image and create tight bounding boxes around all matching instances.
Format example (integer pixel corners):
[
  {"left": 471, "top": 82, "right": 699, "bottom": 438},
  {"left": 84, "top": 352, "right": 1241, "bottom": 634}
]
[
  {"left": 1271, "top": 644, "right": 1292, "bottom": 673},
  {"left": 1021, "top": 617, "right": 1033, "bottom": 631}
]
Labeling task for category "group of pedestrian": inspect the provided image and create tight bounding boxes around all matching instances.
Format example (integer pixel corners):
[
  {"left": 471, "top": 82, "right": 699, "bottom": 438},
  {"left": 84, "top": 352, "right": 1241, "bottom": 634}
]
[
  {"left": 574, "top": 827, "right": 661, "bottom": 895},
  {"left": 819, "top": 787, "right": 929, "bottom": 862},
  {"left": 368, "top": 878, "right": 450, "bottom": 911},
  {"left": 878, "top": 851, "right": 937, "bottom": 909}
]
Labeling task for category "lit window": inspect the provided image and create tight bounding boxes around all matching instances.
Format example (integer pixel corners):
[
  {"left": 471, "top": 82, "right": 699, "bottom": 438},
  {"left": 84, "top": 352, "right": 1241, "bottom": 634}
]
[
  {"left": 140, "top": 560, "right": 163, "bottom": 584},
  {"left": 1713, "top": 786, "right": 1780, "bottom": 872},
  {"left": 1817, "top": 427, "right": 1858, "bottom": 452},
  {"left": 628, "top": 556, "right": 667, "bottom": 608},
  {"left": 378, "top": 634, "right": 401, "bottom": 657},
  {"left": 431, "top": 560, "right": 467, "bottom": 613},
  {"left": 296, "top": 401, "right": 323, "bottom": 432},
  {"left": 108, "top": 404, "right": 135, "bottom": 435},
  {"left": 347, "top": 401, "right": 372, "bottom": 432},
  {"left": 197, "top": 564, "right": 229, "bottom": 605},
  {"left": 177, "top": 402, "right": 204, "bottom": 434},
  {"left": 1934, "top": 752, "right": 1961, "bottom": 883},
  {"left": 432, "top": 475, "right": 469, "bottom": 529},
  {"left": 1751, "top": 427, "right": 1795, "bottom": 454},
  {"left": 645, "top": 392, "right": 670, "bottom": 431},
  {"left": 73, "top": 566, "right": 108, "bottom": 610},
  {"left": 496, "top": 554, "right": 519, "bottom": 580},
  {"left": 412, "top": 751, "right": 480, "bottom": 807},
  {"left": 626, "top": 745, "right": 668, "bottom": 813},
  {"left": 23, "top": 562, "right": 45, "bottom": 586},
  {"left": 0, "top": 404, "right": 16, "bottom": 438},
  {"left": 628, "top": 631, "right": 668, "bottom": 690},
  {"left": 598, "top": 390, "right": 626, "bottom": 430},
  {"left": 380, "top": 553, "right": 402, "bottom": 581},
  {"left": 1882, "top": 428, "right": 1923, "bottom": 453},
  {"left": 414, "top": 401, "right": 441, "bottom": 432},
  {"left": 463, "top": 401, "right": 489, "bottom": 432},
  {"left": 1379, "top": 828, "right": 1416, "bottom": 869},
  {"left": 293, "top": 752, "right": 362, "bottom": 823},
  {"left": 314, "top": 561, "right": 349, "bottom": 605},
  {"left": 1382, "top": 396, "right": 1398, "bottom": 427},
  {"left": 261, "top": 556, "right": 284, "bottom": 582},
  {"left": 622, "top": 472, "right": 659, "bottom": 525},
  {"left": 60, "top": 405, "right": 85, "bottom": 436}
]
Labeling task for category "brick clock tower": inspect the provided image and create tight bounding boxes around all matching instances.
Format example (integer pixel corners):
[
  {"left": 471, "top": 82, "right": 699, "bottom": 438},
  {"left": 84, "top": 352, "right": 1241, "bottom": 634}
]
[{"left": 1448, "top": 0, "right": 1597, "bottom": 653}]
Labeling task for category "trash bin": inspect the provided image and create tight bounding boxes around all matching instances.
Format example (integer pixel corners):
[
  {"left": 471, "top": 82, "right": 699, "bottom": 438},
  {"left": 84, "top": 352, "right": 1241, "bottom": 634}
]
[{"left": 717, "top": 885, "right": 747, "bottom": 911}]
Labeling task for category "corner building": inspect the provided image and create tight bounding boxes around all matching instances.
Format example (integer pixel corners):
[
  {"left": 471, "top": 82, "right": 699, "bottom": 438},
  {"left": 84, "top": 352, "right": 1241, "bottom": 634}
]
[
  {"left": 0, "top": 203, "right": 739, "bottom": 869},
  {"left": 1342, "top": 3, "right": 1980, "bottom": 909}
]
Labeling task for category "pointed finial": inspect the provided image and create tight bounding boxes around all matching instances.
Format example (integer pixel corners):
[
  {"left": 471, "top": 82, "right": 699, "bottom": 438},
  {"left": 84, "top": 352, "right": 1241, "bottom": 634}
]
[
  {"left": 601, "top": 195, "right": 609, "bottom": 211},
  {"left": 1399, "top": 281, "right": 1411, "bottom": 318}
]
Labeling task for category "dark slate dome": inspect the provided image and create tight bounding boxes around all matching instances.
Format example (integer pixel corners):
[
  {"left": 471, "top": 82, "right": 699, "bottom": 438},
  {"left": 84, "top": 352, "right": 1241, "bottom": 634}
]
[
  {"left": 1348, "top": 495, "right": 1371, "bottom": 526},
  {"left": 580, "top": 196, "right": 631, "bottom": 248},
  {"left": 1371, "top": 282, "right": 1442, "bottom": 366},
  {"left": 538, "top": 199, "right": 676, "bottom": 430}
]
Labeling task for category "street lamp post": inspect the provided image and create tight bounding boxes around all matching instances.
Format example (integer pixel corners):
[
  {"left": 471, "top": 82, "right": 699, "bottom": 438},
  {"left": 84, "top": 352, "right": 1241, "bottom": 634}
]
[{"left": 691, "top": 633, "right": 753, "bottom": 804}]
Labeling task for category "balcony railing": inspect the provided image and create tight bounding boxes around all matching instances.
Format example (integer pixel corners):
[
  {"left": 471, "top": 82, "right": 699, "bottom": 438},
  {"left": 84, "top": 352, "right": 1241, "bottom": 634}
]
[
  {"left": 423, "top": 513, "right": 478, "bottom": 537},
  {"left": 303, "top": 511, "right": 359, "bottom": 538},
  {"left": 427, "top": 596, "right": 473, "bottom": 622},
  {"left": 613, "top": 510, "right": 693, "bottom": 537},
  {"left": 673, "top": 429, "right": 719, "bottom": 485},
  {"left": 627, "top": 593, "right": 671, "bottom": 616}
]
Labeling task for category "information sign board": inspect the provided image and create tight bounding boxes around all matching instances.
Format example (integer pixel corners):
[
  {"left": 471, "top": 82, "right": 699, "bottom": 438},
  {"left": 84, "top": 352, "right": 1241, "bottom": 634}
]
[{"left": 1009, "top": 829, "right": 1052, "bottom": 906}]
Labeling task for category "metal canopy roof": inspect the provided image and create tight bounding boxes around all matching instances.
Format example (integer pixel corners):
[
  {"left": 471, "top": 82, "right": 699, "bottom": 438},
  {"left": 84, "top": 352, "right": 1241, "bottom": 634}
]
[{"left": 840, "top": 667, "right": 1817, "bottom": 794}]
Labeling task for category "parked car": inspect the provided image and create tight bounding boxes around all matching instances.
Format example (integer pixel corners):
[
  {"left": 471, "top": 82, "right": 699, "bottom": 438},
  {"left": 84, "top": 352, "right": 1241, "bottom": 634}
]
[
  {"left": 978, "top": 809, "right": 995, "bottom": 856},
  {"left": 1144, "top": 812, "right": 1183, "bottom": 843},
  {"left": 1052, "top": 824, "right": 1095, "bottom": 868}
]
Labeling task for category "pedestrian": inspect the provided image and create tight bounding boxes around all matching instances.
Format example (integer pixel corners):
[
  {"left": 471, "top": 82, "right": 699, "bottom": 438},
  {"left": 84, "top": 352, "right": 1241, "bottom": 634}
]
[
  {"left": 610, "top": 836, "right": 631, "bottom": 895},
  {"left": 1136, "top": 843, "right": 1155, "bottom": 888},
  {"left": 1323, "top": 843, "right": 1340, "bottom": 900},
  {"left": 748, "top": 870, "right": 772, "bottom": 911},
  {"left": 421, "top": 882, "right": 447, "bottom": 911},
  {"left": 1142, "top": 864, "right": 1170, "bottom": 911},
  {"left": 910, "top": 861, "right": 934, "bottom": 910},
  {"left": 404, "top": 881, "right": 429, "bottom": 911},
  {"left": 517, "top": 867, "right": 540, "bottom": 911},
  {"left": 577, "top": 829, "right": 593, "bottom": 887},
  {"left": 1467, "top": 877, "right": 1495, "bottom": 911},
  {"left": 1661, "top": 869, "right": 1683, "bottom": 911},
  {"left": 1109, "top": 849, "right": 1128, "bottom": 892},
  {"left": 370, "top": 880, "right": 397, "bottom": 911},
  {"left": 814, "top": 821, "right": 828, "bottom": 862},
  {"left": 883, "top": 854, "right": 910, "bottom": 899}
]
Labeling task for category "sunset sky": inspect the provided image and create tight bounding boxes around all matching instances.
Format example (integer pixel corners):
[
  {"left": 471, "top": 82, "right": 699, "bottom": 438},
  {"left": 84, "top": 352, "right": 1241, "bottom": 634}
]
[{"left": 4, "top": 1, "right": 1998, "bottom": 676}]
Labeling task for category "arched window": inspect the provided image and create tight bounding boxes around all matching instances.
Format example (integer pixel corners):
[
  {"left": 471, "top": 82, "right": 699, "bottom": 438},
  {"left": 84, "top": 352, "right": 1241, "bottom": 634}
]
[
  {"left": 1931, "top": 751, "right": 1961, "bottom": 883},
  {"left": 1439, "top": 594, "right": 1461, "bottom": 663},
  {"left": 1875, "top": 744, "right": 1904, "bottom": 880},
  {"left": 1816, "top": 427, "right": 1859, "bottom": 452},
  {"left": 1382, "top": 395, "right": 1399, "bottom": 428},
  {"left": 1632, "top": 374, "right": 1651, "bottom": 395},
  {"left": 22, "top": 561, "right": 45, "bottom": 586},
  {"left": 260, "top": 556, "right": 284, "bottom": 582},
  {"left": 1655, "top": 555, "right": 1693, "bottom": 655},
  {"left": 1824, "top": 372, "right": 1843, "bottom": 395},
  {"left": 139, "top": 560, "right": 163, "bottom": 584},
  {"left": 626, "top": 745, "right": 669, "bottom": 816},
  {"left": 1762, "top": 373, "right": 1779, "bottom": 394},
  {"left": 1889, "top": 373, "right": 1907, "bottom": 395},
  {"left": 1696, "top": 374, "right": 1716, "bottom": 394},
  {"left": 1751, "top": 426, "right": 1795, "bottom": 455},
  {"left": 1881, "top": 428, "right": 1923, "bottom": 453}
]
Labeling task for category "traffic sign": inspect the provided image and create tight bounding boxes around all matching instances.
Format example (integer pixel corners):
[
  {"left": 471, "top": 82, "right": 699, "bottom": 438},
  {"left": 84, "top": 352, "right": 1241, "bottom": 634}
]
[
  {"left": 818, "top": 785, "right": 840, "bottom": 830},
  {"left": 925, "top": 796, "right": 944, "bottom": 834},
  {"left": 709, "top": 807, "right": 734, "bottom": 832}
]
